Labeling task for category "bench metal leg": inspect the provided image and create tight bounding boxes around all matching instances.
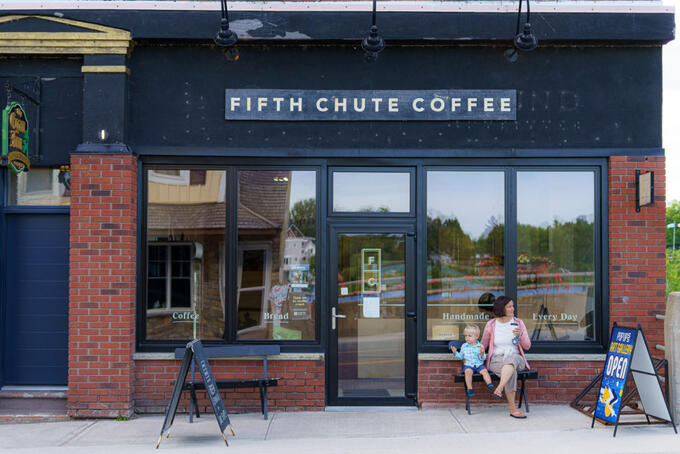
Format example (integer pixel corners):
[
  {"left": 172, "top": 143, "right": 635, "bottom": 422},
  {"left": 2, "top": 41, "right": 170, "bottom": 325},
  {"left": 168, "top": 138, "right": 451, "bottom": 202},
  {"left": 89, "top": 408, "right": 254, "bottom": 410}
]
[
  {"left": 519, "top": 378, "right": 529, "bottom": 413},
  {"left": 263, "top": 385, "right": 269, "bottom": 420},
  {"left": 190, "top": 385, "right": 200, "bottom": 420},
  {"left": 465, "top": 389, "right": 471, "bottom": 415},
  {"left": 258, "top": 384, "right": 268, "bottom": 420}
]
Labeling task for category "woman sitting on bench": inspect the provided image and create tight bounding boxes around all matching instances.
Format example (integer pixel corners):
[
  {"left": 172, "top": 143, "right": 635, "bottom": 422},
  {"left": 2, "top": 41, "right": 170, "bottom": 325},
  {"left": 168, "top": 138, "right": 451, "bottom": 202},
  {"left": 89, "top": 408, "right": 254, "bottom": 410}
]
[{"left": 481, "top": 295, "right": 532, "bottom": 419}]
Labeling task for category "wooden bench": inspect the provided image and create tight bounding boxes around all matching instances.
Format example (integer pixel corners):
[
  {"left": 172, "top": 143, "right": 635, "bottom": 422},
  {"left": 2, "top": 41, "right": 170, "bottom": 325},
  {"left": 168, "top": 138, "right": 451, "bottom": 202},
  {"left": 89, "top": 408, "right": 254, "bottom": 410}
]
[
  {"left": 454, "top": 370, "right": 538, "bottom": 415},
  {"left": 174, "top": 345, "right": 281, "bottom": 420}
]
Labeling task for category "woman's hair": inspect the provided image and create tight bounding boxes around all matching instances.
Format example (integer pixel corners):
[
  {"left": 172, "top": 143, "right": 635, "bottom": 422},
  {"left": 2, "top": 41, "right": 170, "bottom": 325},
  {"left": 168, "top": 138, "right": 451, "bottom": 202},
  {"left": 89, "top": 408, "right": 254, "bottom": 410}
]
[
  {"left": 463, "top": 324, "right": 480, "bottom": 337},
  {"left": 492, "top": 295, "right": 514, "bottom": 318}
]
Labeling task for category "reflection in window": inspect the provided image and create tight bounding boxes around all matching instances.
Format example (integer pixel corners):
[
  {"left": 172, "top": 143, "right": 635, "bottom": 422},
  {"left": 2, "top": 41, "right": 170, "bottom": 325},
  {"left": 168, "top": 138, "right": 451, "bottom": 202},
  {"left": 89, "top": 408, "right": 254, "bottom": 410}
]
[
  {"left": 426, "top": 171, "right": 505, "bottom": 341},
  {"left": 237, "top": 170, "right": 317, "bottom": 340},
  {"left": 333, "top": 172, "right": 410, "bottom": 213},
  {"left": 517, "top": 171, "right": 595, "bottom": 342},
  {"left": 148, "top": 244, "right": 193, "bottom": 309},
  {"left": 146, "top": 169, "right": 226, "bottom": 340},
  {"left": 8, "top": 167, "right": 71, "bottom": 206}
]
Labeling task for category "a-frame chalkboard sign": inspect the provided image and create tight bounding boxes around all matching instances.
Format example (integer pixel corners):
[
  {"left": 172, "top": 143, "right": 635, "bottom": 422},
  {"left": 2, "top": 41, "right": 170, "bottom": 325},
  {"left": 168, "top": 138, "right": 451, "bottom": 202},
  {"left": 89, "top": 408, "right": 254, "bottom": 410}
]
[
  {"left": 156, "top": 340, "right": 234, "bottom": 448},
  {"left": 592, "top": 323, "right": 677, "bottom": 437}
]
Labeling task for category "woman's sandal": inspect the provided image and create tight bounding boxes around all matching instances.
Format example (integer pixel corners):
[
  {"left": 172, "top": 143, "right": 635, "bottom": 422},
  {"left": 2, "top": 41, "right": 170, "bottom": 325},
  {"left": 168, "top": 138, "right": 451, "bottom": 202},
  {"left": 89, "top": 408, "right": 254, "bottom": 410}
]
[{"left": 510, "top": 411, "right": 527, "bottom": 419}]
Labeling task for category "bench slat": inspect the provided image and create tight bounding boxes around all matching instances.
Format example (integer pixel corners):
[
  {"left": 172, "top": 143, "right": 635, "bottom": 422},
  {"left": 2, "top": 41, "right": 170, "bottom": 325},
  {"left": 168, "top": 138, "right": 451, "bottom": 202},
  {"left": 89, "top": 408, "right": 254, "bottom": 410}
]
[
  {"left": 454, "top": 370, "right": 538, "bottom": 383},
  {"left": 183, "top": 378, "right": 280, "bottom": 390},
  {"left": 174, "top": 345, "right": 281, "bottom": 359}
]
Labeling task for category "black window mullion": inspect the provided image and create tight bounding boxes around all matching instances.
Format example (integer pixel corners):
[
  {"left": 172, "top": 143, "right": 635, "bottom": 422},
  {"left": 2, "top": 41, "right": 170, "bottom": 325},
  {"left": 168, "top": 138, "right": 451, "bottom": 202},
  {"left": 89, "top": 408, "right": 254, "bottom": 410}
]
[
  {"left": 226, "top": 167, "right": 237, "bottom": 343},
  {"left": 506, "top": 168, "right": 518, "bottom": 306}
]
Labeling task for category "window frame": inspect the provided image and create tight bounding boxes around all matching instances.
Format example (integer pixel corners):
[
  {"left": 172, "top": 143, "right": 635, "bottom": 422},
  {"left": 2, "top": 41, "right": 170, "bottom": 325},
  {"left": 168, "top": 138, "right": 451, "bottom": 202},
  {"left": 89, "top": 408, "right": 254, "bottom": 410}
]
[
  {"left": 146, "top": 241, "right": 195, "bottom": 313},
  {"left": 137, "top": 162, "right": 323, "bottom": 352},
  {"left": 236, "top": 242, "right": 273, "bottom": 338},
  {"left": 419, "top": 161, "right": 607, "bottom": 355}
]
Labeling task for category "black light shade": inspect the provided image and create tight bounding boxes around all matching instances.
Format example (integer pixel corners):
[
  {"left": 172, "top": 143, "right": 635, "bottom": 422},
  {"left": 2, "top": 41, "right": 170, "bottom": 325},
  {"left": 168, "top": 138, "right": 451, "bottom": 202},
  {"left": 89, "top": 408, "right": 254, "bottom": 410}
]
[
  {"left": 506, "top": 0, "right": 537, "bottom": 61},
  {"left": 215, "top": 0, "right": 239, "bottom": 61},
  {"left": 515, "top": 23, "right": 538, "bottom": 52},
  {"left": 362, "top": 25, "right": 385, "bottom": 60},
  {"left": 215, "top": 19, "right": 238, "bottom": 48}
]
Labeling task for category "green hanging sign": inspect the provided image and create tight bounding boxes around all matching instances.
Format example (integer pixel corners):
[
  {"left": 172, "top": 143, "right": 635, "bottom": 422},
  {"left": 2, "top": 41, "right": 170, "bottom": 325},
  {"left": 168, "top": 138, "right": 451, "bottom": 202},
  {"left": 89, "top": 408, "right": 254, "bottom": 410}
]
[{"left": 2, "top": 102, "right": 31, "bottom": 174}]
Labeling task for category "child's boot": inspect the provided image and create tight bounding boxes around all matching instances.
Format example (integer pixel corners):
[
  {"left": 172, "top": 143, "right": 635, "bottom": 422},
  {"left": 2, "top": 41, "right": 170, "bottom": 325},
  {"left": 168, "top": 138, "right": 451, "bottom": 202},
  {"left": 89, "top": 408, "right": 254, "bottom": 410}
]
[
  {"left": 487, "top": 383, "right": 495, "bottom": 392},
  {"left": 466, "top": 388, "right": 475, "bottom": 397}
]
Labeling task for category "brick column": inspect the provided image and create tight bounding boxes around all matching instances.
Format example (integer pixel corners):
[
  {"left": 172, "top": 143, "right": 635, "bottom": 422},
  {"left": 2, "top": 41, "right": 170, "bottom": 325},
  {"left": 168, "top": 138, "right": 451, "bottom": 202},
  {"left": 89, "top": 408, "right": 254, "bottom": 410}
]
[
  {"left": 68, "top": 153, "right": 137, "bottom": 418},
  {"left": 609, "top": 155, "right": 666, "bottom": 346}
]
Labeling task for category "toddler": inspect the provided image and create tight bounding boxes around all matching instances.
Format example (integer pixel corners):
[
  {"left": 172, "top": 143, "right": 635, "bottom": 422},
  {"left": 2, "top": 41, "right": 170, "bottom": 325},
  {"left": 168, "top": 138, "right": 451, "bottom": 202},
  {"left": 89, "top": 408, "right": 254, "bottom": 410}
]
[{"left": 449, "top": 325, "right": 495, "bottom": 396}]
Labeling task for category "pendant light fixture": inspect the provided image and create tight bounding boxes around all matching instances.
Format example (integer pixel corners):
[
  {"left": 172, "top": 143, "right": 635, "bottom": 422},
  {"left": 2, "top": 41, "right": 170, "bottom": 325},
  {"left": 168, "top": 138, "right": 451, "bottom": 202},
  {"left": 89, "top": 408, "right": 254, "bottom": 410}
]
[
  {"left": 362, "top": 0, "right": 385, "bottom": 61},
  {"left": 504, "top": 0, "right": 538, "bottom": 62},
  {"left": 215, "top": 0, "right": 239, "bottom": 61}
]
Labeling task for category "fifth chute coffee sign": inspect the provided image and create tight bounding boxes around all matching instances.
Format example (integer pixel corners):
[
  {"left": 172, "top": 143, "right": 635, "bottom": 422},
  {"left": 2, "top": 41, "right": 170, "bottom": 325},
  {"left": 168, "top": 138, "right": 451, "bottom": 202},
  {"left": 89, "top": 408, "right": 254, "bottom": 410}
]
[{"left": 2, "top": 102, "right": 31, "bottom": 174}]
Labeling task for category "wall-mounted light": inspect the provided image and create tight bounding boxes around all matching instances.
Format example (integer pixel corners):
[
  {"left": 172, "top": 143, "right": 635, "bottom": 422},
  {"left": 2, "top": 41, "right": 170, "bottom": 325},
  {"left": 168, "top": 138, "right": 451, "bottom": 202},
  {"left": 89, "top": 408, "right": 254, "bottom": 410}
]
[
  {"left": 362, "top": 0, "right": 385, "bottom": 61},
  {"left": 504, "top": 0, "right": 538, "bottom": 62},
  {"left": 215, "top": 0, "right": 239, "bottom": 61},
  {"left": 99, "top": 129, "right": 108, "bottom": 141}
]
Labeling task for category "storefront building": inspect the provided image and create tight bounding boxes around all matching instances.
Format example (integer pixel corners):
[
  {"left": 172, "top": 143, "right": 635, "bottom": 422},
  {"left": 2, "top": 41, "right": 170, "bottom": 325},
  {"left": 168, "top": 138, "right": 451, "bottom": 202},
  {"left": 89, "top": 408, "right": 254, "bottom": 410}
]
[{"left": 0, "top": 1, "right": 675, "bottom": 417}]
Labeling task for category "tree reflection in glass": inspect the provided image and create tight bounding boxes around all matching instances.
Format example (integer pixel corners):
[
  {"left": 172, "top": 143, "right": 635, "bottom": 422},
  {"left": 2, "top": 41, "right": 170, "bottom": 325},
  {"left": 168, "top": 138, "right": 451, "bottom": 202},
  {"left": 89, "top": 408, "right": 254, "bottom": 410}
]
[
  {"left": 517, "top": 171, "right": 595, "bottom": 342},
  {"left": 426, "top": 171, "right": 505, "bottom": 341}
]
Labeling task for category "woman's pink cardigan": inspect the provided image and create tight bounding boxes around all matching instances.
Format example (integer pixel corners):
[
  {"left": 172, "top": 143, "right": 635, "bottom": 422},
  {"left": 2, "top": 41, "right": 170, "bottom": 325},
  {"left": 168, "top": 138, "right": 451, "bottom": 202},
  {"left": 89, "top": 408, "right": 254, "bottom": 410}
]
[{"left": 480, "top": 318, "right": 532, "bottom": 369}]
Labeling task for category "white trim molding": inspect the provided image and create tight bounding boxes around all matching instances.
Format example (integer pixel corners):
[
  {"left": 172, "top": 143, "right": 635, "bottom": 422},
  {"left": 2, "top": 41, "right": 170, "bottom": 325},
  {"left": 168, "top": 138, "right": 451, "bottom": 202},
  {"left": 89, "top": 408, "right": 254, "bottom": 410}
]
[{"left": 0, "top": 1, "right": 673, "bottom": 14}]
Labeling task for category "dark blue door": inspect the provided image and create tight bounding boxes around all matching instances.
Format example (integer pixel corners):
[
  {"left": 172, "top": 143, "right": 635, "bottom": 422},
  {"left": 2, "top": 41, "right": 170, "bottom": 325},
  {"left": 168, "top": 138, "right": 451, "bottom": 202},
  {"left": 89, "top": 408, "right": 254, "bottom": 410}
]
[{"left": 4, "top": 214, "right": 69, "bottom": 385}]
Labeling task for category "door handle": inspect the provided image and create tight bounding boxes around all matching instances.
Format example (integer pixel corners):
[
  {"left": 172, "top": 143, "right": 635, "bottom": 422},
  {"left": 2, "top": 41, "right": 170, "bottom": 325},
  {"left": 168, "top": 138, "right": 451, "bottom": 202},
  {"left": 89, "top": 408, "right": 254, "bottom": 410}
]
[
  {"left": 406, "top": 311, "right": 417, "bottom": 320},
  {"left": 331, "top": 307, "right": 346, "bottom": 330}
]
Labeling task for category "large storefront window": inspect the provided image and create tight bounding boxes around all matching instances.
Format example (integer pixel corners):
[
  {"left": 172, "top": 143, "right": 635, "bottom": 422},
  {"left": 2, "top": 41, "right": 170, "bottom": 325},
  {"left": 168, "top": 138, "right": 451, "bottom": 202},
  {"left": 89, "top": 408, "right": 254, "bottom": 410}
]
[
  {"left": 517, "top": 171, "right": 595, "bottom": 341},
  {"left": 237, "top": 170, "right": 317, "bottom": 340},
  {"left": 146, "top": 169, "right": 226, "bottom": 340},
  {"left": 426, "top": 171, "right": 505, "bottom": 341}
]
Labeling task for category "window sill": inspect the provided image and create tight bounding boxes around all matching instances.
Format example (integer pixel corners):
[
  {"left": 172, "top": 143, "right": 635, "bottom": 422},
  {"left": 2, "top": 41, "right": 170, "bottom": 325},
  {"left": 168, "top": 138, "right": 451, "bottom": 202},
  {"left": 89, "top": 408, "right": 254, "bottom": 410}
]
[
  {"left": 418, "top": 353, "right": 606, "bottom": 361},
  {"left": 134, "top": 352, "right": 324, "bottom": 361}
]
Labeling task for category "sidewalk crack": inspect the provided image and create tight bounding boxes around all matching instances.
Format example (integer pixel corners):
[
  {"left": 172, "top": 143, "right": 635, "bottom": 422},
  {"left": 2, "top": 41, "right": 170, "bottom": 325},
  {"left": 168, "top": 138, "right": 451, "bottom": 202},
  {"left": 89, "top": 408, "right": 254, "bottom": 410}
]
[
  {"left": 264, "top": 413, "right": 277, "bottom": 440},
  {"left": 58, "top": 420, "right": 99, "bottom": 446},
  {"left": 449, "top": 409, "right": 467, "bottom": 433}
]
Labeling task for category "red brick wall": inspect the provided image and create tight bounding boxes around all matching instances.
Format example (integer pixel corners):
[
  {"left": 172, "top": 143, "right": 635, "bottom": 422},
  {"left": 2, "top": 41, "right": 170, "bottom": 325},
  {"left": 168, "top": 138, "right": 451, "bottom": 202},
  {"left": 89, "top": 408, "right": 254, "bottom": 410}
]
[
  {"left": 68, "top": 154, "right": 138, "bottom": 418},
  {"left": 134, "top": 359, "right": 325, "bottom": 414},
  {"left": 609, "top": 156, "right": 666, "bottom": 345}
]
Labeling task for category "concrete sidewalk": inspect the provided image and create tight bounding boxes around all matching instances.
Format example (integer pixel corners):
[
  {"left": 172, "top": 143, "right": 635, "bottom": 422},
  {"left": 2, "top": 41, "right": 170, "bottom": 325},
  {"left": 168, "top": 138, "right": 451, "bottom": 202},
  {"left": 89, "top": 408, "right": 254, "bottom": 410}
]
[{"left": 0, "top": 406, "right": 677, "bottom": 454}]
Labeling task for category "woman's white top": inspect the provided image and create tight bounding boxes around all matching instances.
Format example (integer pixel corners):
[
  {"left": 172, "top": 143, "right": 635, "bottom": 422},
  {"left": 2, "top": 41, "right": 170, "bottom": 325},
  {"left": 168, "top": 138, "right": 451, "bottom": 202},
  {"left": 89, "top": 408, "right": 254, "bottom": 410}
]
[{"left": 494, "top": 319, "right": 519, "bottom": 358}]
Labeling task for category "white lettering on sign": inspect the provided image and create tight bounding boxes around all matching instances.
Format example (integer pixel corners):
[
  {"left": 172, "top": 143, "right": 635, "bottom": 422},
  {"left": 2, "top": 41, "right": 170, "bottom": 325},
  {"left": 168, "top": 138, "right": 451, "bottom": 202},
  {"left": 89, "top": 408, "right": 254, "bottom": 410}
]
[
  {"left": 224, "top": 90, "right": 518, "bottom": 120},
  {"left": 616, "top": 331, "right": 632, "bottom": 343},
  {"left": 290, "top": 97, "right": 302, "bottom": 112},
  {"left": 316, "top": 97, "right": 328, "bottom": 112},
  {"left": 606, "top": 355, "right": 629, "bottom": 379}
]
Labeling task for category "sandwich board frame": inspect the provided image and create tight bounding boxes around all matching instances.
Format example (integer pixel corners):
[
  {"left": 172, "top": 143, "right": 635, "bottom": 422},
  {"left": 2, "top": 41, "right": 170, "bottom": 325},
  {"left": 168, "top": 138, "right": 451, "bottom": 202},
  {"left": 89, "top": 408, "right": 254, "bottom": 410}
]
[
  {"left": 156, "top": 339, "right": 234, "bottom": 448},
  {"left": 592, "top": 323, "right": 677, "bottom": 437}
]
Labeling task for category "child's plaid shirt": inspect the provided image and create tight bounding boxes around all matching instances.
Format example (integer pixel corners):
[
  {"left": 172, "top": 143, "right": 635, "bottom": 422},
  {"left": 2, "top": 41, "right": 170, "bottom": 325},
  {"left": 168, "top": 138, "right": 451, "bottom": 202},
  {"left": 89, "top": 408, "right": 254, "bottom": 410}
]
[{"left": 453, "top": 341, "right": 486, "bottom": 367}]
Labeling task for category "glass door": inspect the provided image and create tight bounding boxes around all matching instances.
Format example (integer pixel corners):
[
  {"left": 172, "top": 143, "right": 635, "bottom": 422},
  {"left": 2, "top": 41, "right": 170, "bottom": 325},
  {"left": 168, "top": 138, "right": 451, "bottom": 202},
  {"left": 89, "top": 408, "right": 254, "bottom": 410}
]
[{"left": 328, "top": 224, "right": 416, "bottom": 406}]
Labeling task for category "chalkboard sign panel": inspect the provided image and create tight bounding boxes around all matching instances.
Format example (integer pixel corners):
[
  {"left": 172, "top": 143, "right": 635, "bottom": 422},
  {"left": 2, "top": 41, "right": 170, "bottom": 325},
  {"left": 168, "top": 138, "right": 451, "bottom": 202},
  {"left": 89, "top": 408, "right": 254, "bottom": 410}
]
[{"left": 157, "top": 340, "right": 233, "bottom": 449}]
